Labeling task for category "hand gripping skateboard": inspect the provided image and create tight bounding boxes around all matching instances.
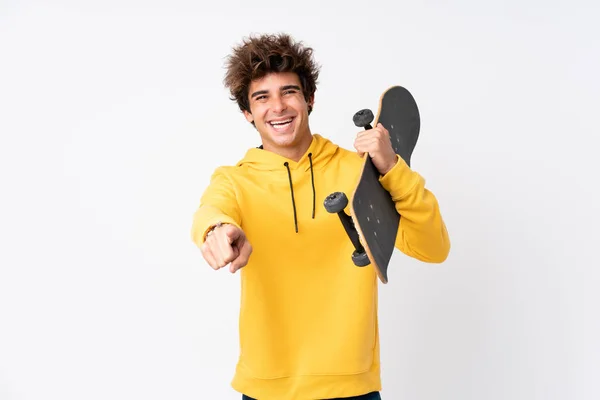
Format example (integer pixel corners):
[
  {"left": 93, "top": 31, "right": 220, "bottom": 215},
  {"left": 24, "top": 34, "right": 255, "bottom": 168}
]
[{"left": 324, "top": 86, "right": 420, "bottom": 284}]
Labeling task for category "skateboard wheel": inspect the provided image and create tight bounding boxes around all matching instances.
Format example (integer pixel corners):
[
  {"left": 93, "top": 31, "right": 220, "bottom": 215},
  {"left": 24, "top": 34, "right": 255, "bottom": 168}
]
[
  {"left": 353, "top": 109, "right": 374, "bottom": 128},
  {"left": 323, "top": 192, "right": 348, "bottom": 213},
  {"left": 352, "top": 250, "right": 370, "bottom": 267}
]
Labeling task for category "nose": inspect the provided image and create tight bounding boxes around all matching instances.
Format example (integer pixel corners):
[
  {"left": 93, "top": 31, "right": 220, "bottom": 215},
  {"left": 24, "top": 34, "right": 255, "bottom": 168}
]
[{"left": 271, "top": 95, "right": 286, "bottom": 113}]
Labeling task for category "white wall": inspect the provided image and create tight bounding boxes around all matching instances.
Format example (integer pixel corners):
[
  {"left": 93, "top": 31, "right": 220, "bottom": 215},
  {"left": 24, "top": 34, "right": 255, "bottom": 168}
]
[{"left": 1, "top": 1, "right": 598, "bottom": 399}]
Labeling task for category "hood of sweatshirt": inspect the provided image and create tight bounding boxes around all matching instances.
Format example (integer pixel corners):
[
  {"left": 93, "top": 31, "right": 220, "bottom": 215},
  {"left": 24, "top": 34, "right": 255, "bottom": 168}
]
[
  {"left": 235, "top": 134, "right": 340, "bottom": 233},
  {"left": 236, "top": 133, "right": 338, "bottom": 172}
]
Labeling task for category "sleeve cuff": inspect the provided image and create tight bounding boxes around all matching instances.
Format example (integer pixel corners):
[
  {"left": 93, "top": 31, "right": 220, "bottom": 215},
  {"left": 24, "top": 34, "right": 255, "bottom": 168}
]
[
  {"left": 201, "top": 216, "right": 240, "bottom": 243},
  {"left": 378, "top": 154, "right": 422, "bottom": 199}
]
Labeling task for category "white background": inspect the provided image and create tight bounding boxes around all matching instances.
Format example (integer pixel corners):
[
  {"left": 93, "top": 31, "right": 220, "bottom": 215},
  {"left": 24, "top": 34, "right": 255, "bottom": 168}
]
[{"left": 1, "top": 1, "right": 599, "bottom": 399}]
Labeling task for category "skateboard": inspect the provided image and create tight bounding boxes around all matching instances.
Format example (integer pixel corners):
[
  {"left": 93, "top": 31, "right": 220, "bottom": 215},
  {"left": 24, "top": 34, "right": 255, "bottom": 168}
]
[{"left": 323, "top": 86, "right": 420, "bottom": 284}]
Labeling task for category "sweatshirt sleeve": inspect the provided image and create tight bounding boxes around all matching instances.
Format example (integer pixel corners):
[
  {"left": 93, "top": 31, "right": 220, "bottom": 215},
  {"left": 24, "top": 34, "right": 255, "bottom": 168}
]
[
  {"left": 190, "top": 167, "right": 242, "bottom": 247},
  {"left": 378, "top": 155, "right": 450, "bottom": 263}
]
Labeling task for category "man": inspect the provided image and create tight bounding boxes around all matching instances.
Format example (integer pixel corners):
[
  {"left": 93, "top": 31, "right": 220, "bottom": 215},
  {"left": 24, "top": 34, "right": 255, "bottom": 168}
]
[{"left": 191, "top": 33, "right": 450, "bottom": 400}]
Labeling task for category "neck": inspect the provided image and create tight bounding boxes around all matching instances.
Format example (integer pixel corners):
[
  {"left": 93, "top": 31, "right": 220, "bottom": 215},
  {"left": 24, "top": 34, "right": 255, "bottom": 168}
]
[{"left": 263, "top": 133, "right": 313, "bottom": 162}]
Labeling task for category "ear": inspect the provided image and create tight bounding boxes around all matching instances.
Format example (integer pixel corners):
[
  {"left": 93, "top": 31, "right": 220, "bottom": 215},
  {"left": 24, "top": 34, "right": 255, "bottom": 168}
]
[{"left": 243, "top": 110, "right": 253, "bottom": 124}]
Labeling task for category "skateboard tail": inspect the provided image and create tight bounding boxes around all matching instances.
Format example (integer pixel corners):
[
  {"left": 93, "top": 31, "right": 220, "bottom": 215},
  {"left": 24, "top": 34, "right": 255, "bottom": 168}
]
[{"left": 351, "top": 156, "right": 398, "bottom": 284}]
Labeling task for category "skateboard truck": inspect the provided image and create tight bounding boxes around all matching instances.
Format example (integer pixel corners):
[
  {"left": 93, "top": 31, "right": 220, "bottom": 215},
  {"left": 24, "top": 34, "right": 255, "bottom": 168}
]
[
  {"left": 324, "top": 191, "right": 370, "bottom": 267},
  {"left": 323, "top": 108, "right": 375, "bottom": 268}
]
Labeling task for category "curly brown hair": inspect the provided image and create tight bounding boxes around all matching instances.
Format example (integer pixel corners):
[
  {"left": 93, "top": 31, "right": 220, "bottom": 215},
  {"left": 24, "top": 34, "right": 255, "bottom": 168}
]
[{"left": 223, "top": 33, "right": 321, "bottom": 115}]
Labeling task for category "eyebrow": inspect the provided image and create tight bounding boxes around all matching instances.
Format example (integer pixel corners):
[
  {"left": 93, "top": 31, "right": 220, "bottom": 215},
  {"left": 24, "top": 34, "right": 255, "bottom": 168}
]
[
  {"left": 250, "top": 90, "right": 268, "bottom": 99},
  {"left": 250, "top": 85, "right": 301, "bottom": 99}
]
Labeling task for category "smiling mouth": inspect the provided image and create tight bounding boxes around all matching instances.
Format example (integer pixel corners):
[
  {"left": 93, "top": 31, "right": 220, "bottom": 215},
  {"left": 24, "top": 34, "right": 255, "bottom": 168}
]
[{"left": 268, "top": 117, "right": 294, "bottom": 131}]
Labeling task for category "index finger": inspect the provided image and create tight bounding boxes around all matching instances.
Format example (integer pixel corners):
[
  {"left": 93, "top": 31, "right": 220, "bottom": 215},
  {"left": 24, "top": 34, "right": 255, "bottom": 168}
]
[{"left": 230, "top": 240, "right": 253, "bottom": 273}]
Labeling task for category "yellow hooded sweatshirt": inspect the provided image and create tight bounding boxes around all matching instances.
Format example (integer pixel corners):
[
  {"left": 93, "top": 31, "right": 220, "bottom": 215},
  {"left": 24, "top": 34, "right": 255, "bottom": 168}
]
[{"left": 191, "top": 134, "right": 450, "bottom": 399}]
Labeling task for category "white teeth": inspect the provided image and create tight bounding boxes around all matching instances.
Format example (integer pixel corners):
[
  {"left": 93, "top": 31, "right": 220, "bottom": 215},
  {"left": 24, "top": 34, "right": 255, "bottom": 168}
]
[{"left": 270, "top": 118, "right": 292, "bottom": 126}]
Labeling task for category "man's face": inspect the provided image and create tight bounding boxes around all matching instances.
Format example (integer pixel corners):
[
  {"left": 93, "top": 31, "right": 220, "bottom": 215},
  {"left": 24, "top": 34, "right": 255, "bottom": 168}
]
[{"left": 243, "top": 71, "right": 313, "bottom": 151}]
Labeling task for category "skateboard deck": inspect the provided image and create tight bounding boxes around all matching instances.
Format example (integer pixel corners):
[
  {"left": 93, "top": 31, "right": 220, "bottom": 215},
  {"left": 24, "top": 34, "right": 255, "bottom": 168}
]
[{"left": 324, "top": 86, "right": 420, "bottom": 283}]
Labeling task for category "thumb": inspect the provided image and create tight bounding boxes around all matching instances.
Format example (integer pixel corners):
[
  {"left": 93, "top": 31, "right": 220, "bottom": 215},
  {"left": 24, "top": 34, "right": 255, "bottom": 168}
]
[
  {"left": 223, "top": 224, "right": 242, "bottom": 244},
  {"left": 354, "top": 142, "right": 364, "bottom": 157}
]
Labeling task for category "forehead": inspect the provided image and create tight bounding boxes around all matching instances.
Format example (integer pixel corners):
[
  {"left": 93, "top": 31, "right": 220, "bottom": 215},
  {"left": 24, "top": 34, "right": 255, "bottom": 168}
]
[{"left": 248, "top": 72, "right": 302, "bottom": 92}]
